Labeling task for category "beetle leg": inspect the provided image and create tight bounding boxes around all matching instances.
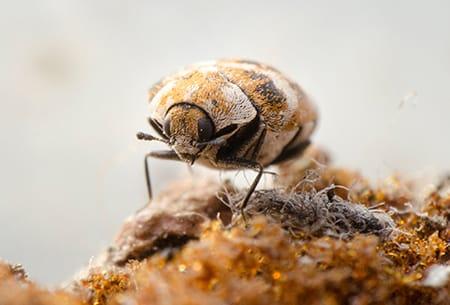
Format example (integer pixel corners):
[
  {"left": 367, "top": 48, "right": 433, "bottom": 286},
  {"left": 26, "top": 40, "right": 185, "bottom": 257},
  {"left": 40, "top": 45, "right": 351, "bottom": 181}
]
[
  {"left": 250, "top": 127, "right": 276, "bottom": 176},
  {"left": 248, "top": 124, "right": 267, "bottom": 161},
  {"left": 144, "top": 150, "right": 182, "bottom": 201},
  {"left": 215, "top": 158, "right": 264, "bottom": 219},
  {"left": 240, "top": 126, "right": 267, "bottom": 212},
  {"left": 215, "top": 123, "right": 268, "bottom": 219}
]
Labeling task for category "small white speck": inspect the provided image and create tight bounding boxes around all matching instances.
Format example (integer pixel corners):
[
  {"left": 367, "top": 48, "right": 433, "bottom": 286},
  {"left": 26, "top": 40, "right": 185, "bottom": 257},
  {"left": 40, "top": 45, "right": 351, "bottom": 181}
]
[
  {"left": 399, "top": 91, "right": 418, "bottom": 108},
  {"left": 422, "top": 264, "right": 450, "bottom": 287}
]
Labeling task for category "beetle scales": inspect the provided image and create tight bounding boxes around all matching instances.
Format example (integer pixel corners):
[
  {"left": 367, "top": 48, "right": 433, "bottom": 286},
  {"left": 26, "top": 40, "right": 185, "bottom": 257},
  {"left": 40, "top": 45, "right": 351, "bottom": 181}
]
[{"left": 137, "top": 59, "right": 318, "bottom": 212}]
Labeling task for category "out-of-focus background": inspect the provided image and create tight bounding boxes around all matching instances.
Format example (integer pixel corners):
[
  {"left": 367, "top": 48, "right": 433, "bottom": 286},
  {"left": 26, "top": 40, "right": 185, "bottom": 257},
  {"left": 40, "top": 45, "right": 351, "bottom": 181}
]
[{"left": 0, "top": 0, "right": 449, "bottom": 284}]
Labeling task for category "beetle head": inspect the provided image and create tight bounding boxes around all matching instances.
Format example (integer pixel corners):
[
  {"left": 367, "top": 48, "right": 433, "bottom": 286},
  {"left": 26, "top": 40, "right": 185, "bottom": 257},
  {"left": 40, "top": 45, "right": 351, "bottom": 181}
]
[{"left": 163, "top": 103, "right": 215, "bottom": 163}]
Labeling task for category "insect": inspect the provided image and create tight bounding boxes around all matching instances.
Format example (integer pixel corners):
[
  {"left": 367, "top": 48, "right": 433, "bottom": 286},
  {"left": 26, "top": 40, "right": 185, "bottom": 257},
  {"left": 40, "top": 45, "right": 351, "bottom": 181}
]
[{"left": 137, "top": 59, "right": 318, "bottom": 213}]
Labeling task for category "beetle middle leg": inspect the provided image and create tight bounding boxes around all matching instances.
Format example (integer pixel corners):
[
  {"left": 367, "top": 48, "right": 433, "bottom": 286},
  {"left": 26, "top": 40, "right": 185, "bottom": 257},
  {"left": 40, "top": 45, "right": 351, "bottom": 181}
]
[
  {"left": 215, "top": 158, "right": 264, "bottom": 217},
  {"left": 215, "top": 125, "right": 267, "bottom": 219}
]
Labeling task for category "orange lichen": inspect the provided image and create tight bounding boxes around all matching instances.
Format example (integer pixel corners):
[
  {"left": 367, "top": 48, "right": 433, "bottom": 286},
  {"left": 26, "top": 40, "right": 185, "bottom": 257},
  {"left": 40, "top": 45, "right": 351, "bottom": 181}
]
[
  {"left": 111, "top": 218, "right": 448, "bottom": 305},
  {"left": 1, "top": 157, "right": 449, "bottom": 305},
  {"left": 381, "top": 230, "right": 447, "bottom": 273},
  {"left": 423, "top": 190, "right": 450, "bottom": 220},
  {"left": 80, "top": 271, "right": 130, "bottom": 305},
  {"left": 0, "top": 261, "right": 82, "bottom": 305}
]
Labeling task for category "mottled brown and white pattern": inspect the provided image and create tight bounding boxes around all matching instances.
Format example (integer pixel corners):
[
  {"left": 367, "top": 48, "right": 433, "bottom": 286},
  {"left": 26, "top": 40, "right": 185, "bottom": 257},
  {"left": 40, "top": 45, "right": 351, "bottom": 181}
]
[{"left": 138, "top": 59, "right": 318, "bottom": 210}]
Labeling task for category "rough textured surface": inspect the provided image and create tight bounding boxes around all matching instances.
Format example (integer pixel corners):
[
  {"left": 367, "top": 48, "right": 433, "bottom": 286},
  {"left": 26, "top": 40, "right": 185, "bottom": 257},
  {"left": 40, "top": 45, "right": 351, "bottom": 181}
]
[
  {"left": 103, "top": 178, "right": 232, "bottom": 266},
  {"left": 0, "top": 261, "right": 83, "bottom": 305},
  {"left": 0, "top": 148, "right": 449, "bottom": 305}
]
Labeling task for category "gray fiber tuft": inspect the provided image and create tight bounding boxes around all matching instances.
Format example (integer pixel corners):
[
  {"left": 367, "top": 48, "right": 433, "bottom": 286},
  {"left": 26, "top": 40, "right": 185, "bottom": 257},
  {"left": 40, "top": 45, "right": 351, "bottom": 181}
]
[{"left": 229, "top": 186, "right": 395, "bottom": 239}]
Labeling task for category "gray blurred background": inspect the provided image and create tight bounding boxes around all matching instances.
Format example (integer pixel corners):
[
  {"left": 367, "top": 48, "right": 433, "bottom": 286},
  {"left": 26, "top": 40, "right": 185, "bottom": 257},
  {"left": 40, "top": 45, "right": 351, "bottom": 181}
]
[{"left": 1, "top": 0, "right": 449, "bottom": 284}]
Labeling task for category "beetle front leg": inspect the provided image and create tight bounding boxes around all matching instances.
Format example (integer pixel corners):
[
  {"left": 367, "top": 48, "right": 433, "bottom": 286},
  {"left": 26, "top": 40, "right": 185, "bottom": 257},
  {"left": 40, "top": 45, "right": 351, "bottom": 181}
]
[
  {"left": 144, "top": 150, "right": 182, "bottom": 200},
  {"left": 214, "top": 158, "right": 264, "bottom": 219}
]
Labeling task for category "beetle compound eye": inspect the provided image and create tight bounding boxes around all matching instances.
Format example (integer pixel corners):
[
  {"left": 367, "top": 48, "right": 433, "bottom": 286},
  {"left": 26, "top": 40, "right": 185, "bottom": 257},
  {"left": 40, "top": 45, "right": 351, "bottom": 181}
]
[
  {"left": 197, "top": 116, "right": 214, "bottom": 142},
  {"left": 163, "top": 118, "right": 171, "bottom": 137}
]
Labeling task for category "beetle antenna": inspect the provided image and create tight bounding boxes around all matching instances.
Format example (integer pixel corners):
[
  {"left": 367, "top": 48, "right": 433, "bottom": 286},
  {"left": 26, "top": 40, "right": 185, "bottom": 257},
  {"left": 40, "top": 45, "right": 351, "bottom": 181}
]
[{"left": 136, "top": 132, "right": 169, "bottom": 144}]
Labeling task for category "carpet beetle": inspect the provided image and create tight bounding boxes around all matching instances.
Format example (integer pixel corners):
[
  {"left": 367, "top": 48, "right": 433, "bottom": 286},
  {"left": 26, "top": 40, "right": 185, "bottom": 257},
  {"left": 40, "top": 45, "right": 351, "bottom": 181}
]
[{"left": 137, "top": 59, "right": 318, "bottom": 211}]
